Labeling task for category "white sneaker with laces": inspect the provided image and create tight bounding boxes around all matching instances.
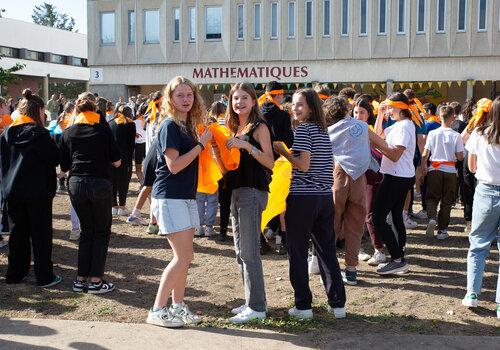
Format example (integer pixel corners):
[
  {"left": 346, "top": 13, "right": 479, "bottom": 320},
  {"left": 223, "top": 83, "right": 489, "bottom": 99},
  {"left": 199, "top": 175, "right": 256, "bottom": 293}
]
[
  {"left": 288, "top": 306, "right": 313, "bottom": 320},
  {"left": 411, "top": 210, "right": 428, "bottom": 220},
  {"left": 147, "top": 307, "right": 184, "bottom": 328},
  {"left": 117, "top": 207, "right": 130, "bottom": 216},
  {"left": 327, "top": 306, "right": 346, "bottom": 319},
  {"left": 403, "top": 213, "right": 418, "bottom": 229},
  {"left": 126, "top": 215, "right": 149, "bottom": 226},
  {"left": 358, "top": 249, "right": 371, "bottom": 261},
  {"left": 308, "top": 255, "right": 320, "bottom": 275},
  {"left": 436, "top": 230, "right": 449, "bottom": 240},
  {"left": 231, "top": 304, "right": 247, "bottom": 315},
  {"left": 367, "top": 251, "right": 386, "bottom": 266},
  {"left": 204, "top": 226, "right": 215, "bottom": 237},
  {"left": 169, "top": 303, "right": 202, "bottom": 325},
  {"left": 194, "top": 226, "right": 204, "bottom": 237},
  {"left": 69, "top": 229, "right": 81, "bottom": 241},
  {"left": 111, "top": 207, "right": 118, "bottom": 216},
  {"left": 228, "top": 307, "right": 266, "bottom": 324},
  {"left": 426, "top": 219, "right": 437, "bottom": 237}
]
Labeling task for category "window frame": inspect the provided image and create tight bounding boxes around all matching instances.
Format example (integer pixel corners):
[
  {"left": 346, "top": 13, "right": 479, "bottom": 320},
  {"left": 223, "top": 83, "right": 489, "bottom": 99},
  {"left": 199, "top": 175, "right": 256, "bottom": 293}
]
[
  {"left": 173, "top": 7, "right": 180, "bottom": 42},
  {"left": 457, "top": 0, "right": 467, "bottom": 32},
  {"left": 397, "top": 0, "right": 406, "bottom": 35},
  {"left": 341, "top": 0, "right": 349, "bottom": 36},
  {"left": 378, "top": 0, "right": 387, "bottom": 35},
  {"left": 205, "top": 6, "right": 222, "bottom": 41},
  {"left": 100, "top": 11, "right": 116, "bottom": 46},
  {"left": 417, "top": 0, "right": 426, "bottom": 34},
  {"left": 189, "top": 7, "right": 197, "bottom": 42},
  {"left": 288, "top": 1, "right": 296, "bottom": 39},
  {"left": 143, "top": 9, "right": 160, "bottom": 44},
  {"left": 477, "top": 0, "right": 487, "bottom": 32},
  {"left": 236, "top": 4, "right": 245, "bottom": 40},
  {"left": 305, "top": 0, "right": 313, "bottom": 38},
  {"left": 128, "top": 10, "right": 136, "bottom": 44},
  {"left": 323, "top": 0, "right": 331, "bottom": 37},
  {"left": 254, "top": 3, "right": 261, "bottom": 40},
  {"left": 359, "top": 0, "right": 367, "bottom": 36},
  {"left": 270, "top": 2, "right": 279, "bottom": 39},
  {"left": 436, "top": 0, "right": 446, "bottom": 34}
]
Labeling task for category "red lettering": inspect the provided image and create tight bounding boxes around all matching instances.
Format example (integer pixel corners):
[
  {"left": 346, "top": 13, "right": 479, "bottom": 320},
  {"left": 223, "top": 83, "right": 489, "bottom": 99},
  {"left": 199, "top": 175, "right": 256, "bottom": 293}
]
[
  {"left": 220, "top": 67, "right": 229, "bottom": 78},
  {"left": 282, "top": 67, "right": 292, "bottom": 78},
  {"left": 204, "top": 68, "right": 212, "bottom": 78},
  {"left": 212, "top": 68, "right": 218, "bottom": 78},
  {"left": 249, "top": 67, "right": 258, "bottom": 78},
  {"left": 258, "top": 67, "right": 265, "bottom": 77},
  {"left": 230, "top": 67, "right": 237, "bottom": 78},
  {"left": 237, "top": 67, "right": 249, "bottom": 78},
  {"left": 301, "top": 66, "right": 308, "bottom": 77},
  {"left": 193, "top": 68, "right": 204, "bottom": 79},
  {"left": 293, "top": 66, "right": 300, "bottom": 77},
  {"left": 270, "top": 67, "right": 281, "bottom": 80}
]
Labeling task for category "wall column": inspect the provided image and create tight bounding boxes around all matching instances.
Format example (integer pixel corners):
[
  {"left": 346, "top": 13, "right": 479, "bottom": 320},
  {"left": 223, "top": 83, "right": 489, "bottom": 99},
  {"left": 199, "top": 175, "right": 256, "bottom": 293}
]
[
  {"left": 386, "top": 79, "right": 393, "bottom": 96},
  {"left": 43, "top": 74, "right": 49, "bottom": 102},
  {"left": 466, "top": 79, "right": 474, "bottom": 99}
]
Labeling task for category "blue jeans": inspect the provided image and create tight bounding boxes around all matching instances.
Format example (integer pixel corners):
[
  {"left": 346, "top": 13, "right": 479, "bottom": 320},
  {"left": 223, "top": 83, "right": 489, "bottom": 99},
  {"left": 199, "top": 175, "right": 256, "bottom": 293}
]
[
  {"left": 196, "top": 192, "right": 218, "bottom": 226},
  {"left": 466, "top": 182, "right": 500, "bottom": 303}
]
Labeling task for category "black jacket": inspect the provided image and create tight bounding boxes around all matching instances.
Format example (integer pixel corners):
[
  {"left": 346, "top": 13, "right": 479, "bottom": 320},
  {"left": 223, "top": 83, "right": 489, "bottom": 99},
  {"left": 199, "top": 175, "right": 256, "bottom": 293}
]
[
  {"left": 261, "top": 101, "right": 294, "bottom": 148},
  {"left": 0, "top": 123, "right": 59, "bottom": 201},
  {"left": 109, "top": 120, "right": 136, "bottom": 166}
]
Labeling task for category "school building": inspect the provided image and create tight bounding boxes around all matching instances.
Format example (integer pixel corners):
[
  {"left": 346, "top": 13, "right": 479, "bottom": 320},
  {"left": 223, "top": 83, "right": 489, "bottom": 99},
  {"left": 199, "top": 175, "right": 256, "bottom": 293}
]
[{"left": 88, "top": 0, "right": 500, "bottom": 105}]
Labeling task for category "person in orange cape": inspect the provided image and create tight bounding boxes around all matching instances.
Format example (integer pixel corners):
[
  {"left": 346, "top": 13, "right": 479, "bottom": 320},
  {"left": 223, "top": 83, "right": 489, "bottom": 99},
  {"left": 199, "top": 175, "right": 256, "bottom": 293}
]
[{"left": 0, "top": 89, "right": 60, "bottom": 287}]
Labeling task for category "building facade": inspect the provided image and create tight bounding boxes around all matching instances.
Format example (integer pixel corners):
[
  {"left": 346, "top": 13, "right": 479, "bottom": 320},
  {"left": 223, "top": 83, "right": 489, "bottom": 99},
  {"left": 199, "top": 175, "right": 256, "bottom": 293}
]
[
  {"left": 0, "top": 18, "right": 89, "bottom": 101},
  {"left": 88, "top": 0, "right": 500, "bottom": 103}
]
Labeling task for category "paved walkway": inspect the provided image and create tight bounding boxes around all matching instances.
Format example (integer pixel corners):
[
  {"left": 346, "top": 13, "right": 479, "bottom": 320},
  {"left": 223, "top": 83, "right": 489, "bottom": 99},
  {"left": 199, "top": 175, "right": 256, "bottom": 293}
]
[{"left": 0, "top": 317, "right": 499, "bottom": 350}]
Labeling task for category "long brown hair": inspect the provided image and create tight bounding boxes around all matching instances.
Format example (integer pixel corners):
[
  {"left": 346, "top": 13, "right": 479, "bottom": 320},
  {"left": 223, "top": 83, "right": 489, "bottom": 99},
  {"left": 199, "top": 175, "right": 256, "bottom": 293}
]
[
  {"left": 294, "top": 88, "right": 327, "bottom": 131},
  {"left": 16, "top": 89, "right": 45, "bottom": 127},
  {"left": 477, "top": 96, "right": 500, "bottom": 145},
  {"left": 158, "top": 76, "right": 205, "bottom": 140},
  {"left": 226, "top": 83, "right": 263, "bottom": 134},
  {"left": 75, "top": 92, "right": 97, "bottom": 113}
]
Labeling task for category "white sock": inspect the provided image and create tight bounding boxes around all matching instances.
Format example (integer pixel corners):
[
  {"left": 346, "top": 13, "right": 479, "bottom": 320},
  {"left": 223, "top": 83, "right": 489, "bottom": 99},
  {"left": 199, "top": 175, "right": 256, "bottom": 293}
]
[{"left": 132, "top": 208, "right": 141, "bottom": 217}]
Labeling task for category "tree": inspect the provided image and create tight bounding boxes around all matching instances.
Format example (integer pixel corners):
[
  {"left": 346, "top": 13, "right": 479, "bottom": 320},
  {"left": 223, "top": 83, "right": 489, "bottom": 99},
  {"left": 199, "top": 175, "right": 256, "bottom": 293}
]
[
  {"left": 32, "top": 2, "right": 75, "bottom": 31},
  {"left": 0, "top": 58, "right": 25, "bottom": 95}
]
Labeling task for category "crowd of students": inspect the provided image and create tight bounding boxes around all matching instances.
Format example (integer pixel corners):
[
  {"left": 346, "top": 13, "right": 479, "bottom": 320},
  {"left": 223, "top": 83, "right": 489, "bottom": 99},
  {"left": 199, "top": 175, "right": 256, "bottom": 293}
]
[{"left": 0, "top": 76, "right": 498, "bottom": 328}]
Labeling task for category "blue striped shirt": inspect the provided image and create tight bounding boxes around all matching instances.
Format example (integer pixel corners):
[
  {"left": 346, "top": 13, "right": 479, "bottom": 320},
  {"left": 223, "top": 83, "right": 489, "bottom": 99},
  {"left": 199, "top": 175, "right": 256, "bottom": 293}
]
[{"left": 290, "top": 123, "right": 333, "bottom": 195}]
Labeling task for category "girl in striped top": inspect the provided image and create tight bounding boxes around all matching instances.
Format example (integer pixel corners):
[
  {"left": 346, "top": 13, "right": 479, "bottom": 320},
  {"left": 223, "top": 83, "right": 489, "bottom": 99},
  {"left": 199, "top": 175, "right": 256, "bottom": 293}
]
[{"left": 274, "top": 89, "right": 346, "bottom": 320}]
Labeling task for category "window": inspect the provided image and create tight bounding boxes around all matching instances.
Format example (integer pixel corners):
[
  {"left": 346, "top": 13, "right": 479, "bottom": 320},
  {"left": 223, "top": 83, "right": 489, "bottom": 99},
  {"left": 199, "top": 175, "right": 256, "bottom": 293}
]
[
  {"left": 271, "top": 2, "right": 278, "bottom": 39},
  {"left": 25, "top": 50, "right": 44, "bottom": 61},
  {"left": 397, "top": 0, "right": 406, "bottom": 34},
  {"left": 359, "top": 0, "right": 367, "bottom": 36},
  {"left": 173, "top": 8, "right": 180, "bottom": 42},
  {"left": 417, "top": 0, "right": 425, "bottom": 33},
  {"left": 100, "top": 11, "right": 115, "bottom": 45},
  {"left": 457, "top": 0, "right": 466, "bottom": 31},
  {"left": 478, "top": 0, "right": 487, "bottom": 32},
  {"left": 288, "top": 2, "right": 296, "bottom": 38},
  {"left": 323, "top": 0, "right": 330, "bottom": 36},
  {"left": 206, "top": 6, "right": 222, "bottom": 40},
  {"left": 341, "top": 0, "right": 349, "bottom": 35},
  {"left": 189, "top": 7, "right": 196, "bottom": 42},
  {"left": 0, "top": 46, "right": 19, "bottom": 58},
  {"left": 144, "top": 9, "right": 160, "bottom": 43},
  {"left": 71, "top": 57, "right": 87, "bottom": 67},
  {"left": 436, "top": 0, "right": 446, "bottom": 33},
  {"left": 50, "top": 54, "right": 66, "bottom": 64},
  {"left": 378, "top": 0, "right": 387, "bottom": 35},
  {"left": 254, "top": 3, "right": 261, "bottom": 39},
  {"left": 305, "top": 0, "right": 313, "bottom": 37},
  {"left": 128, "top": 11, "right": 135, "bottom": 44},
  {"left": 237, "top": 4, "right": 244, "bottom": 40}
]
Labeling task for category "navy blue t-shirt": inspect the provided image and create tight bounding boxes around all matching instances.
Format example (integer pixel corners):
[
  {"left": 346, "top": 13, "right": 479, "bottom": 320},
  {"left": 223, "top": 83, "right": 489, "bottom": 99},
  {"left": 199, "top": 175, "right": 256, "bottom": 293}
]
[{"left": 152, "top": 118, "right": 198, "bottom": 200}]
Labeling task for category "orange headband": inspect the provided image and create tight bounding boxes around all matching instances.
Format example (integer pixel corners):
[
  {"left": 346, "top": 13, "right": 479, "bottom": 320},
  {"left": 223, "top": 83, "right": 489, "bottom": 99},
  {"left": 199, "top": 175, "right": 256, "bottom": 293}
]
[
  {"left": 258, "top": 90, "right": 284, "bottom": 109},
  {"left": 385, "top": 99, "right": 410, "bottom": 110},
  {"left": 318, "top": 94, "right": 330, "bottom": 101}
]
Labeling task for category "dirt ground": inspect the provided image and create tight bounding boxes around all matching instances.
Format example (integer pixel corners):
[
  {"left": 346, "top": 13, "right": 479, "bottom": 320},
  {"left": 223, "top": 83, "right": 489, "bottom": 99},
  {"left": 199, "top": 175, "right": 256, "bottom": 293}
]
[{"left": 0, "top": 177, "right": 499, "bottom": 344}]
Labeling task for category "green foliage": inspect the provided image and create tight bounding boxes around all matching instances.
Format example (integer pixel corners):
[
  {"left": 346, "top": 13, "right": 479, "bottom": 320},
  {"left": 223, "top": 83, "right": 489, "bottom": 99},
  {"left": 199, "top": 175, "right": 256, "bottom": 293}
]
[
  {"left": 32, "top": 2, "right": 75, "bottom": 31},
  {"left": 49, "top": 81, "right": 87, "bottom": 100},
  {"left": 0, "top": 58, "right": 25, "bottom": 94}
]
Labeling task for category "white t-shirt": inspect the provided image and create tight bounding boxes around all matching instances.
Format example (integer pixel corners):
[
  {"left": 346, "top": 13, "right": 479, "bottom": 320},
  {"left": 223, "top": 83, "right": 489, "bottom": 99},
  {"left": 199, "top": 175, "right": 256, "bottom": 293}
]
[
  {"left": 465, "top": 129, "right": 500, "bottom": 186},
  {"left": 425, "top": 127, "right": 465, "bottom": 173},
  {"left": 133, "top": 118, "right": 146, "bottom": 144},
  {"left": 380, "top": 119, "right": 416, "bottom": 178}
]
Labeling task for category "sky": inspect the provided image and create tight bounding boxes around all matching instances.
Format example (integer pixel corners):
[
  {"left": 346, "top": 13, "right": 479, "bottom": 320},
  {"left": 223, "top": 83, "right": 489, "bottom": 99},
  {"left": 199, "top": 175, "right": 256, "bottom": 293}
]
[{"left": 1, "top": 0, "right": 87, "bottom": 34}]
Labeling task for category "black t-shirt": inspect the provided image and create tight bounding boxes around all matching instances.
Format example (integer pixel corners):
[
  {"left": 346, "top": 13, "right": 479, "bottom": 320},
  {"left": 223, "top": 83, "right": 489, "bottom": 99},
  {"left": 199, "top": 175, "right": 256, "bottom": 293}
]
[
  {"left": 109, "top": 120, "right": 136, "bottom": 165},
  {"left": 152, "top": 118, "right": 198, "bottom": 200},
  {"left": 59, "top": 122, "right": 121, "bottom": 179}
]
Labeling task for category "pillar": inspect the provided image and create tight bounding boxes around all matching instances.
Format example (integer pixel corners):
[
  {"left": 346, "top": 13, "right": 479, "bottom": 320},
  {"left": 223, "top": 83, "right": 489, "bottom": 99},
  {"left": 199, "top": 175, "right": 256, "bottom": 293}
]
[
  {"left": 386, "top": 79, "right": 394, "bottom": 96},
  {"left": 43, "top": 74, "right": 49, "bottom": 102},
  {"left": 466, "top": 79, "right": 474, "bottom": 99}
]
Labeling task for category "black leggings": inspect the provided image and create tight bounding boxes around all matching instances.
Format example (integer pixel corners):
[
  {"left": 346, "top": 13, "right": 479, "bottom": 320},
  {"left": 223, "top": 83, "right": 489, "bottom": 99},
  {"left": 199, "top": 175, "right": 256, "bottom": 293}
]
[
  {"left": 218, "top": 177, "right": 232, "bottom": 234},
  {"left": 112, "top": 163, "right": 132, "bottom": 207},
  {"left": 372, "top": 174, "right": 415, "bottom": 260},
  {"left": 462, "top": 152, "right": 476, "bottom": 221}
]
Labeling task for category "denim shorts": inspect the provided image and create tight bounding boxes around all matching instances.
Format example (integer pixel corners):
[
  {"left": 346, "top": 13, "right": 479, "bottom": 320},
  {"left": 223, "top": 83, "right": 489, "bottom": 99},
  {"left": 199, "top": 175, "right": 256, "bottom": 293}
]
[{"left": 153, "top": 198, "right": 199, "bottom": 234}]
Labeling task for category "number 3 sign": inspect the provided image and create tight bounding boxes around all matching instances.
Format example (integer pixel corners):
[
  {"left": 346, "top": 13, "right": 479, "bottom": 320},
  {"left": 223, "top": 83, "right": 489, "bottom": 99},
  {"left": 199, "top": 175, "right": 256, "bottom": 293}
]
[{"left": 90, "top": 68, "right": 103, "bottom": 82}]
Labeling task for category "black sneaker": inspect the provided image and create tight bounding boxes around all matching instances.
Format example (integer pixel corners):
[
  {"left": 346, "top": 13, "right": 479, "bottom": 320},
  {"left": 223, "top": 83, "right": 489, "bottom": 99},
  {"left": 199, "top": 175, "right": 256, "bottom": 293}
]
[
  {"left": 341, "top": 269, "right": 358, "bottom": 285},
  {"left": 260, "top": 241, "right": 272, "bottom": 255},
  {"left": 376, "top": 260, "right": 410, "bottom": 275},
  {"left": 73, "top": 280, "right": 86, "bottom": 293},
  {"left": 275, "top": 243, "right": 287, "bottom": 255},
  {"left": 88, "top": 280, "right": 115, "bottom": 294},
  {"left": 217, "top": 232, "right": 227, "bottom": 242},
  {"left": 39, "top": 275, "right": 62, "bottom": 288}
]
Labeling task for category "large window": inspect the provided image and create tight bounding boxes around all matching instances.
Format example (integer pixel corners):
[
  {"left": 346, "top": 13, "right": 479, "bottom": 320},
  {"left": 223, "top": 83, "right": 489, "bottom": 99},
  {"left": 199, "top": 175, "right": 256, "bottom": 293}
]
[
  {"left": 0, "top": 46, "right": 19, "bottom": 58},
  {"left": 271, "top": 2, "right": 278, "bottom": 39},
  {"left": 457, "top": 0, "right": 466, "bottom": 31},
  {"left": 359, "top": 0, "right": 367, "bottom": 36},
  {"left": 25, "top": 50, "right": 44, "bottom": 61},
  {"left": 189, "top": 7, "right": 196, "bottom": 42},
  {"left": 478, "top": 0, "right": 487, "bottom": 32},
  {"left": 288, "top": 1, "right": 296, "bottom": 38},
  {"left": 50, "top": 54, "right": 66, "bottom": 64},
  {"left": 100, "top": 11, "right": 115, "bottom": 45},
  {"left": 397, "top": 0, "right": 406, "bottom": 34},
  {"left": 237, "top": 4, "right": 244, "bottom": 40},
  {"left": 305, "top": 0, "right": 313, "bottom": 37},
  {"left": 206, "top": 6, "right": 222, "bottom": 40},
  {"left": 341, "top": 0, "right": 349, "bottom": 35},
  {"left": 378, "top": 0, "right": 387, "bottom": 35},
  {"left": 417, "top": 0, "right": 426, "bottom": 33},
  {"left": 144, "top": 9, "right": 160, "bottom": 43},
  {"left": 128, "top": 11, "right": 135, "bottom": 44},
  {"left": 254, "top": 3, "right": 261, "bottom": 39},
  {"left": 173, "top": 8, "right": 180, "bottom": 42},
  {"left": 323, "top": 0, "right": 330, "bottom": 36},
  {"left": 436, "top": 0, "right": 446, "bottom": 33}
]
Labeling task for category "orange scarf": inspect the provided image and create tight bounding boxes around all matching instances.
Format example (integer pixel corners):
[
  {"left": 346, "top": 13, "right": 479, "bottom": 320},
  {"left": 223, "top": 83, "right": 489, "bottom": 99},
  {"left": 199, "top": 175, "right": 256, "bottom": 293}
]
[
  {"left": 431, "top": 161, "right": 455, "bottom": 170},
  {"left": 467, "top": 98, "right": 492, "bottom": 132},
  {"left": 426, "top": 115, "right": 441, "bottom": 124},
  {"left": 146, "top": 98, "right": 162, "bottom": 124},
  {"left": 409, "top": 98, "right": 427, "bottom": 119},
  {"left": 11, "top": 115, "right": 35, "bottom": 127},
  {"left": 317, "top": 93, "right": 330, "bottom": 101},
  {"left": 372, "top": 100, "right": 380, "bottom": 116},
  {"left": 69, "top": 111, "right": 101, "bottom": 126},
  {"left": 113, "top": 113, "right": 132, "bottom": 125},
  {"left": 385, "top": 99, "right": 424, "bottom": 128},
  {"left": 0, "top": 114, "right": 13, "bottom": 128},
  {"left": 258, "top": 89, "right": 284, "bottom": 109}
]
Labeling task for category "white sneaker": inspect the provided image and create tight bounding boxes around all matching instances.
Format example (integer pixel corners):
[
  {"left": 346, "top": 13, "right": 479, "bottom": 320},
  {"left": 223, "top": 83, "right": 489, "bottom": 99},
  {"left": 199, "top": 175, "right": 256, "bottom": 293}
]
[
  {"left": 111, "top": 207, "right": 118, "bottom": 216},
  {"left": 414, "top": 191, "right": 422, "bottom": 200},
  {"left": 288, "top": 306, "right": 313, "bottom": 320},
  {"left": 308, "top": 255, "right": 320, "bottom": 275},
  {"left": 117, "top": 207, "right": 130, "bottom": 216},
  {"left": 461, "top": 292, "right": 478, "bottom": 308},
  {"left": 194, "top": 226, "right": 204, "bottom": 237},
  {"left": 358, "top": 249, "right": 371, "bottom": 261},
  {"left": 426, "top": 219, "right": 436, "bottom": 237},
  {"left": 327, "top": 306, "right": 346, "bottom": 319},
  {"left": 367, "top": 251, "right": 386, "bottom": 266},
  {"left": 265, "top": 228, "right": 275, "bottom": 239},
  {"left": 403, "top": 213, "right": 418, "bottom": 229},
  {"left": 231, "top": 304, "right": 247, "bottom": 315},
  {"left": 169, "top": 303, "right": 202, "bottom": 325},
  {"left": 228, "top": 307, "right": 266, "bottom": 324},
  {"left": 436, "top": 230, "right": 449, "bottom": 240},
  {"left": 126, "top": 215, "right": 149, "bottom": 226},
  {"left": 204, "top": 226, "right": 215, "bottom": 237},
  {"left": 411, "top": 210, "right": 428, "bottom": 220},
  {"left": 69, "top": 229, "right": 81, "bottom": 241},
  {"left": 147, "top": 307, "right": 184, "bottom": 328}
]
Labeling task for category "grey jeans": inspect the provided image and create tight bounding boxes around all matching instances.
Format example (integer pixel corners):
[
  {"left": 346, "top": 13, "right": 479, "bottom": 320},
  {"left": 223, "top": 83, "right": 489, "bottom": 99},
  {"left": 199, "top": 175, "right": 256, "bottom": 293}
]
[{"left": 231, "top": 187, "right": 268, "bottom": 312}]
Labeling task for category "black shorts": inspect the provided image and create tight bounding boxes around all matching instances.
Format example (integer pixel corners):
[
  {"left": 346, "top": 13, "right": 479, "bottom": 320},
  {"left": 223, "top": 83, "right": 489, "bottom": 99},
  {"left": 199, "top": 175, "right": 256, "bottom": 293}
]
[
  {"left": 143, "top": 143, "right": 158, "bottom": 187},
  {"left": 134, "top": 143, "right": 146, "bottom": 164}
]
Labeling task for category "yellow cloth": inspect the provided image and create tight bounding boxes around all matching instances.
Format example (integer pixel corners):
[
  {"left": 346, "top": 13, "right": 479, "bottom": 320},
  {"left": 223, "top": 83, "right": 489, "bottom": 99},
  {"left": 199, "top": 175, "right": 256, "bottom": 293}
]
[
  {"left": 372, "top": 100, "right": 380, "bottom": 116},
  {"left": 208, "top": 123, "right": 240, "bottom": 171},
  {"left": 426, "top": 115, "right": 441, "bottom": 124},
  {"left": 409, "top": 98, "right": 427, "bottom": 119},
  {"left": 197, "top": 144, "right": 223, "bottom": 194},
  {"left": 146, "top": 98, "right": 162, "bottom": 123},
  {"left": 11, "top": 115, "right": 35, "bottom": 126},
  {"left": 69, "top": 111, "right": 101, "bottom": 126},
  {"left": 467, "top": 98, "right": 492, "bottom": 132},
  {"left": 258, "top": 89, "right": 284, "bottom": 109},
  {"left": 113, "top": 113, "right": 132, "bottom": 125},
  {"left": 261, "top": 155, "right": 292, "bottom": 231}
]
